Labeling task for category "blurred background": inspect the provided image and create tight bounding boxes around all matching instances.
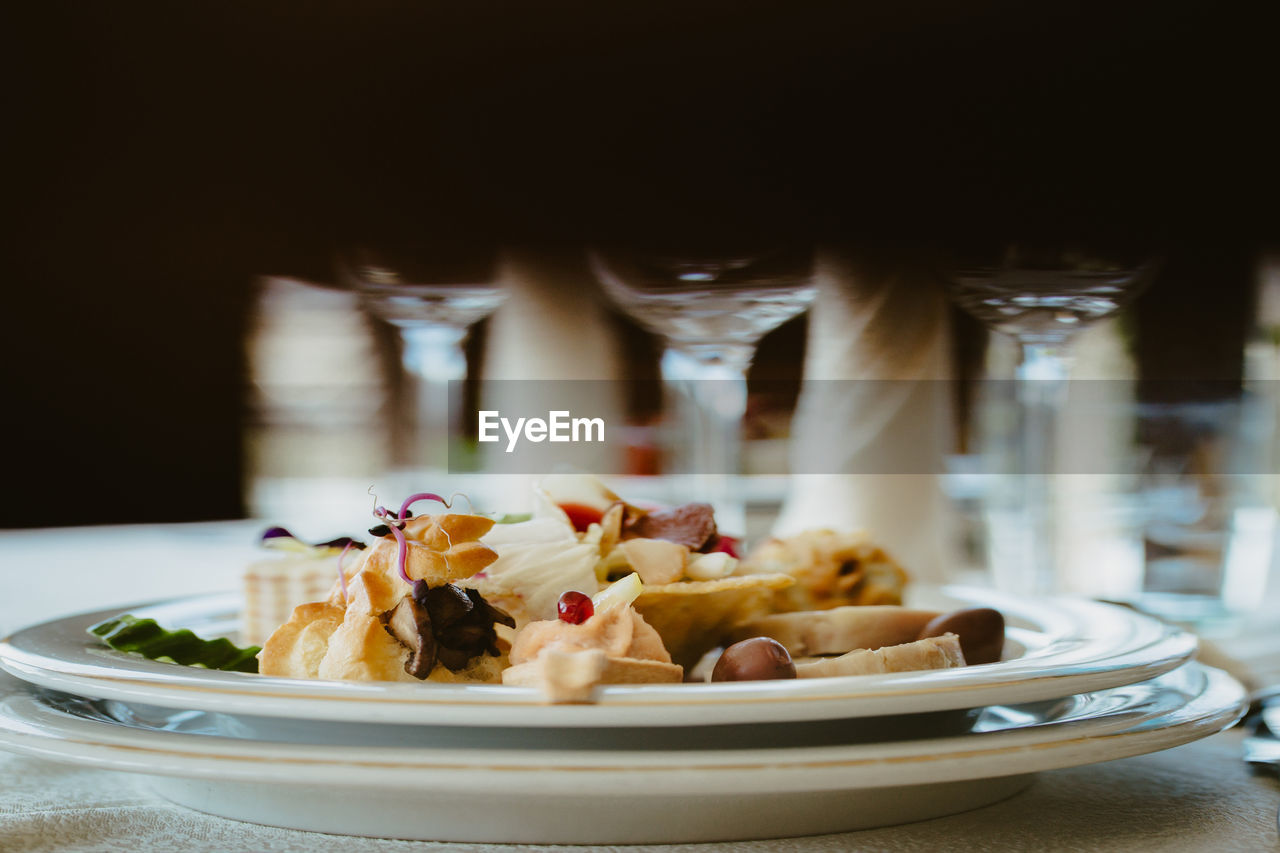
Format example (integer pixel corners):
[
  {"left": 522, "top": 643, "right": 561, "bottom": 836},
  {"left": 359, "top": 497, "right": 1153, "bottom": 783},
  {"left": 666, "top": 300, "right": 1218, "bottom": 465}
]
[{"left": 5, "top": 1, "right": 1276, "bottom": 558}]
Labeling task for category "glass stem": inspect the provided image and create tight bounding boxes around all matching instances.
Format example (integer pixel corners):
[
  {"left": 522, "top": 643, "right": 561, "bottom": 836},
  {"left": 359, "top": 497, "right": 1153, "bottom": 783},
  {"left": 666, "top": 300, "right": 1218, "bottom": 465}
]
[
  {"left": 399, "top": 324, "right": 468, "bottom": 472},
  {"left": 662, "top": 343, "right": 753, "bottom": 535},
  {"left": 1014, "top": 339, "right": 1075, "bottom": 595}
]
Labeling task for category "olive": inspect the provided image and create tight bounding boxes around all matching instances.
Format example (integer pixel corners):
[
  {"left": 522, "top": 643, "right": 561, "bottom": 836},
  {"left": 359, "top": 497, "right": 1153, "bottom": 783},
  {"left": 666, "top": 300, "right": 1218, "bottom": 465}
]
[
  {"left": 916, "top": 608, "right": 1005, "bottom": 665},
  {"left": 712, "top": 637, "right": 797, "bottom": 682}
]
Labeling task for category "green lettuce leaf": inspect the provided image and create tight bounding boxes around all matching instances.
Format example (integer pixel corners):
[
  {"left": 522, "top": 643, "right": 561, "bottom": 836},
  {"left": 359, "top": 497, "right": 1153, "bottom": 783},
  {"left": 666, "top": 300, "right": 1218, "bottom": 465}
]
[{"left": 88, "top": 614, "right": 260, "bottom": 673}]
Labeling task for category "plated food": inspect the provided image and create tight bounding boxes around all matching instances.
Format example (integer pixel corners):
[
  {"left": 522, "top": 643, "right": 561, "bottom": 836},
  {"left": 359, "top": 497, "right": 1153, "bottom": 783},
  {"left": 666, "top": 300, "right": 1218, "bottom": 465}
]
[
  {"left": 85, "top": 476, "right": 1014, "bottom": 704},
  {"left": 3, "top": 582, "right": 1197, "bottom": 727},
  {"left": 0, "top": 479, "right": 1232, "bottom": 843}
]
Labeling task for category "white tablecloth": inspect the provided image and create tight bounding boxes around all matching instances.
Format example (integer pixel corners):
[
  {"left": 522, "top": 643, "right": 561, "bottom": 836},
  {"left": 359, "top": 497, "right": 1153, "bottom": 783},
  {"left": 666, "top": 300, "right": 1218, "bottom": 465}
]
[{"left": 1, "top": 524, "right": 1278, "bottom": 852}]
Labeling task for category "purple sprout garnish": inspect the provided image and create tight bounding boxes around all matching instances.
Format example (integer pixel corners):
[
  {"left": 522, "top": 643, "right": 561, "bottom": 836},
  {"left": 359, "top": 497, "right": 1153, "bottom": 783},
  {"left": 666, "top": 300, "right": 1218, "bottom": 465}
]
[
  {"left": 370, "top": 494, "right": 454, "bottom": 585},
  {"left": 368, "top": 512, "right": 411, "bottom": 538},
  {"left": 411, "top": 579, "right": 432, "bottom": 604},
  {"left": 399, "top": 492, "right": 448, "bottom": 520},
  {"left": 336, "top": 541, "right": 355, "bottom": 602},
  {"left": 371, "top": 505, "right": 412, "bottom": 583}
]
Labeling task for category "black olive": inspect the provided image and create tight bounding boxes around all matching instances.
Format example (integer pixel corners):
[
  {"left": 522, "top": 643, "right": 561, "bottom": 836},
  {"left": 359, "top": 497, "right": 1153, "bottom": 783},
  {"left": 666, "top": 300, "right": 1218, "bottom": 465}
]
[
  {"left": 712, "top": 638, "right": 797, "bottom": 682},
  {"left": 917, "top": 608, "right": 1005, "bottom": 665}
]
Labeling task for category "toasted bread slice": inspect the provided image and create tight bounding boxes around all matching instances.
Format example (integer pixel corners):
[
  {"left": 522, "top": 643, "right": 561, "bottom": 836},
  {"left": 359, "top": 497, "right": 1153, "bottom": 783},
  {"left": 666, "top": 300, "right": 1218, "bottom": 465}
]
[
  {"left": 794, "top": 633, "right": 966, "bottom": 679},
  {"left": 731, "top": 605, "right": 941, "bottom": 656}
]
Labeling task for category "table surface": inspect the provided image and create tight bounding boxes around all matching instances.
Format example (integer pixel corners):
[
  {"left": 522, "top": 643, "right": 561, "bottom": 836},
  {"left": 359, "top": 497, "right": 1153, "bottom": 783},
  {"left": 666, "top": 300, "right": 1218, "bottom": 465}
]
[{"left": 2, "top": 523, "right": 1278, "bottom": 852}]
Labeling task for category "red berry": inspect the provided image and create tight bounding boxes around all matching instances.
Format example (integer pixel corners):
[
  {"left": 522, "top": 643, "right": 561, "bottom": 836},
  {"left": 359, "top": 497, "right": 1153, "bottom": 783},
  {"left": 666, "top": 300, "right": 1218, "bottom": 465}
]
[{"left": 557, "top": 590, "right": 594, "bottom": 625}]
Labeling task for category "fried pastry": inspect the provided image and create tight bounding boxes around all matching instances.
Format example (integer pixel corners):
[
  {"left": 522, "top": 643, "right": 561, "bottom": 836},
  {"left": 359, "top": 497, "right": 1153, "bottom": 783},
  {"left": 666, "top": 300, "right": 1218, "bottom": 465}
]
[
  {"left": 259, "top": 512, "right": 508, "bottom": 683},
  {"left": 740, "top": 529, "right": 908, "bottom": 612}
]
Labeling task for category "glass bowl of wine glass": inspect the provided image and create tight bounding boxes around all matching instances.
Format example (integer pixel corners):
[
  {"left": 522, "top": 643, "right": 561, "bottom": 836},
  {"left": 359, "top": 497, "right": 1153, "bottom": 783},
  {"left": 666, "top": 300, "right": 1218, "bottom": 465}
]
[
  {"left": 338, "top": 246, "right": 506, "bottom": 485},
  {"left": 589, "top": 245, "right": 816, "bottom": 532}
]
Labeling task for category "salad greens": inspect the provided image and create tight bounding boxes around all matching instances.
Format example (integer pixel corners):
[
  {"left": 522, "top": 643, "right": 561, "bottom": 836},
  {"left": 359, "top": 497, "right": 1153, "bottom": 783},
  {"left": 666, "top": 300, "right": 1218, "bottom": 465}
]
[{"left": 88, "top": 614, "right": 261, "bottom": 673}]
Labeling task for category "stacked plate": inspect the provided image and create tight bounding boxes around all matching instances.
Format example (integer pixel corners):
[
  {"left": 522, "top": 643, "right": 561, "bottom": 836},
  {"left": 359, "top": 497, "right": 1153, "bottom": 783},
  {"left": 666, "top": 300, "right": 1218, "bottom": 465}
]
[{"left": 0, "top": 586, "right": 1246, "bottom": 844}]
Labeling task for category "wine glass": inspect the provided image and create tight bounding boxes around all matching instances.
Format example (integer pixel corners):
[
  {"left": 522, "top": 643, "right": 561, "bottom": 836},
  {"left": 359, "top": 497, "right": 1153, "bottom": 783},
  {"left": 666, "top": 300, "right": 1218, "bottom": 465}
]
[
  {"left": 946, "top": 244, "right": 1158, "bottom": 595},
  {"left": 589, "top": 247, "right": 816, "bottom": 533},
  {"left": 339, "top": 248, "right": 506, "bottom": 485}
]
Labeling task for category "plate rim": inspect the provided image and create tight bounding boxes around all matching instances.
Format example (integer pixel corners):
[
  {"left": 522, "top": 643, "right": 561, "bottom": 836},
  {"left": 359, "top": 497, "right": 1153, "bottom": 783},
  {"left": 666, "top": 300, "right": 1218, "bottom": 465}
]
[
  {"left": 0, "top": 662, "right": 1246, "bottom": 795},
  {"left": 0, "top": 586, "right": 1199, "bottom": 727}
]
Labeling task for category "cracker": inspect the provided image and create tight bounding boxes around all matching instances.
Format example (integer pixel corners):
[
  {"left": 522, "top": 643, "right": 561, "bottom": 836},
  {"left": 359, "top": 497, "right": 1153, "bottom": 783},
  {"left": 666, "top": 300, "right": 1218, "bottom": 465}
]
[{"left": 632, "top": 573, "right": 794, "bottom": 669}]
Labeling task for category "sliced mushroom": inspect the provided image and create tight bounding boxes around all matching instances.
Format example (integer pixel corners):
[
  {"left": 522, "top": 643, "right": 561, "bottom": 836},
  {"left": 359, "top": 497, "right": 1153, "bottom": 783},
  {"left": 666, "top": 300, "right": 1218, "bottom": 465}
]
[
  {"left": 417, "top": 583, "right": 516, "bottom": 671},
  {"left": 420, "top": 582, "right": 474, "bottom": 625},
  {"left": 384, "top": 596, "right": 437, "bottom": 678}
]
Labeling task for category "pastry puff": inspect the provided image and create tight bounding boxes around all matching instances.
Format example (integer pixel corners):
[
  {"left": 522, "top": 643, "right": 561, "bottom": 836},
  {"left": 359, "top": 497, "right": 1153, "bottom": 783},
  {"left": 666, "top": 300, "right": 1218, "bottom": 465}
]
[
  {"left": 360, "top": 513, "right": 500, "bottom": 592},
  {"left": 740, "top": 529, "right": 909, "bottom": 612},
  {"left": 259, "top": 513, "right": 502, "bottom": 681}
]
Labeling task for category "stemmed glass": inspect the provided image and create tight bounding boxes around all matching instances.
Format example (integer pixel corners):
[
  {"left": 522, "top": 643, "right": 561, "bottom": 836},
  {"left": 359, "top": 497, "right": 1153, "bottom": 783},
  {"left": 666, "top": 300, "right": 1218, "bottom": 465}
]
[
  {"left": 946, "top": 244, "right": 1157, "bottom": 595},
  {"left": 590, "top": 247, "right": 816, "bottom": 533},
  {"left": 339, "top": 249, "right": 506, "bottom": 485}
]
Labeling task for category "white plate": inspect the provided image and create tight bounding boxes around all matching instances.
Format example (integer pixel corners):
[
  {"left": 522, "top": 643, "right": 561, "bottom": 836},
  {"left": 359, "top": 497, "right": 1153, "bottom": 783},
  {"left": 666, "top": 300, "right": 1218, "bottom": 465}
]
[
  {"left": 0, "top": 586, "right": 1197, "bottom": 727},
  {"left": 0, "top": 664, "right": 1244, "bottom": 843}
]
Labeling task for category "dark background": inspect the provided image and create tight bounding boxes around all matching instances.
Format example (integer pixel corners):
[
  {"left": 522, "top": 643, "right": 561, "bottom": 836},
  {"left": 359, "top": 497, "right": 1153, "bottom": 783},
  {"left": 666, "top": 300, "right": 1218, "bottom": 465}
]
[{"left": 5, "top": 2, "right": 1275, "bottom": 526}]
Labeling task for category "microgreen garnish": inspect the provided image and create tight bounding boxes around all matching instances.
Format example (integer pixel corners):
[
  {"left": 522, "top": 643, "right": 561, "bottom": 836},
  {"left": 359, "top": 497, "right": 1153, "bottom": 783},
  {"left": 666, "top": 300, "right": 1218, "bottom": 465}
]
[
  {"left": 398, "top": 492, "right": 449, "bottom": 520},
  {"left": 371, "top": 505, "right": 413, "bottom": 583},
  {"left": 366, "top": 491, "right": 476, "bottom": 584},
  {"left": 371, "top": 493, "right": 462, "bottom": 584},
  {"left": 336, "top": 541, "right": 355, "bottom": 602},
  {"left": 259, "top": 527, "right": 365, "bottom": 552}
]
